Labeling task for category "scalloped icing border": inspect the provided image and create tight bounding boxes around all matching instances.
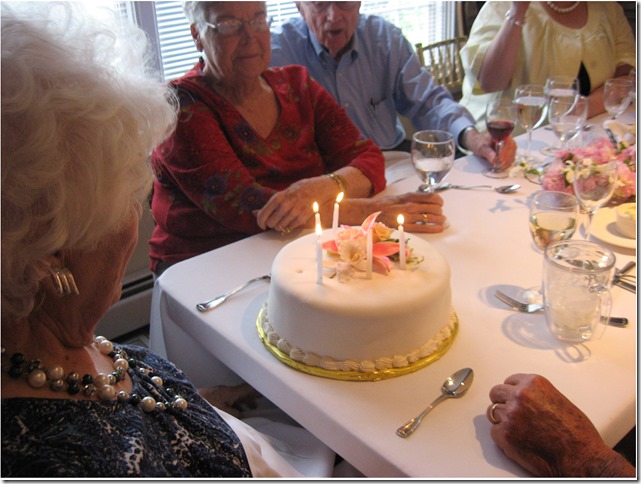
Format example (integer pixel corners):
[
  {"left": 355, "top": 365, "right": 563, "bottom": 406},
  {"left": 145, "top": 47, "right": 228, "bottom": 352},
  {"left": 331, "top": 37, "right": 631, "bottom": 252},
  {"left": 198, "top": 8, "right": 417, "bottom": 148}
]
[{"left": 256, "top": 303, "right": 459, "bottom": 382}]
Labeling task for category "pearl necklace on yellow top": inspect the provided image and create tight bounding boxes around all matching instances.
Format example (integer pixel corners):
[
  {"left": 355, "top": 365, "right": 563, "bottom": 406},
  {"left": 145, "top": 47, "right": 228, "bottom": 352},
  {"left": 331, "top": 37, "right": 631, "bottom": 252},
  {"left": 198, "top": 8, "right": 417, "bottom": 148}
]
[{"left": 546, "top": 2, "right": 581, "bottom": 14}]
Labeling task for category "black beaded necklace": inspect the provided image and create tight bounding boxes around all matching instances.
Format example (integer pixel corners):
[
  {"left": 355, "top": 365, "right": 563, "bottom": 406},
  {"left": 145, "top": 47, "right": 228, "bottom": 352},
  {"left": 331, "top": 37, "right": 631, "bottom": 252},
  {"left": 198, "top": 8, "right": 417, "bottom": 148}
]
[{"left": 1, "top": 336, "right": 188, "bottom": 413}]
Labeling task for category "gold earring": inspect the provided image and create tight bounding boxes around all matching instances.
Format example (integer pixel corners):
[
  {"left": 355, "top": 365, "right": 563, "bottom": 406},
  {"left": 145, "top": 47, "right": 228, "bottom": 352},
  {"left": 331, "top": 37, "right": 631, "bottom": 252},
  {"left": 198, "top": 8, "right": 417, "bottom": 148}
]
[{"left": 49, "top": 267, "right": 80, "bottom": 296}]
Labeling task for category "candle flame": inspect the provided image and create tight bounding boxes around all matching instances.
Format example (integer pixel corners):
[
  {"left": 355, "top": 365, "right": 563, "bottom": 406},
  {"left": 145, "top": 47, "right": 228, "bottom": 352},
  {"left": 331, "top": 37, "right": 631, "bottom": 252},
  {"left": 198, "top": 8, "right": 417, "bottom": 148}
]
[
  {"left": 397, "top": 214, "right": 404, "bottom": 225},
  {"left": 315, "top": 222, "right": 322, "bottom": 236},
  {"left": 313, "top": 201, "right": 319, "bottom": 213},
  {"left": 336, "top": 192, "right": 344, "bottom": 203}
]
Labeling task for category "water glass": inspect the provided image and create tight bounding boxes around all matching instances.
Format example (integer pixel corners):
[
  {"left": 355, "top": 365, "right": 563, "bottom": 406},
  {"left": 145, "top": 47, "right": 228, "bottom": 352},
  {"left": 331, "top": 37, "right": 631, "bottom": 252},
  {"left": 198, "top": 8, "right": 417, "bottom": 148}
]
[
  {"left": 544, "top": 75, "right": 579, "bottom": 104},
  {"left": 514, "top": 84, "right": 546, "bottom": 164},
  {"left": 410, "top": 130, "right": 455, "bottom": 193},
  {"left": 603, "top": 78, "right": 634, "bottom": 119},
  {"left": 548, "top": 95, "right": 588, "bottom": 151},
  {"left": 572, "top": 160, "right": 618, "bottom": 239},
  {"left": 543, "top": 240, "right": 615, "bottom": 342}
]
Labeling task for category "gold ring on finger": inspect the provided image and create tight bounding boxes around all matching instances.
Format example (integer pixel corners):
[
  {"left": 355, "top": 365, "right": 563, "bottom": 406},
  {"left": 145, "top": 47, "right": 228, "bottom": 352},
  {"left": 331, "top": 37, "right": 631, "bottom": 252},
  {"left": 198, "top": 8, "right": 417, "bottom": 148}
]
[{"left": 488, "top": 402, "right": 501, "bottom": 424}]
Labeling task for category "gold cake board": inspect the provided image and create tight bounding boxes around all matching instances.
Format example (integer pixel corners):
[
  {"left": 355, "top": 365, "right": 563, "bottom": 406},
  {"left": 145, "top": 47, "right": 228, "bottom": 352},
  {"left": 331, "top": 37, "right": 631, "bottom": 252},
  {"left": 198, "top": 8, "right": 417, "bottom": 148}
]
[{"left": 256, "top": 307, "right": 459, "bottom": 382}]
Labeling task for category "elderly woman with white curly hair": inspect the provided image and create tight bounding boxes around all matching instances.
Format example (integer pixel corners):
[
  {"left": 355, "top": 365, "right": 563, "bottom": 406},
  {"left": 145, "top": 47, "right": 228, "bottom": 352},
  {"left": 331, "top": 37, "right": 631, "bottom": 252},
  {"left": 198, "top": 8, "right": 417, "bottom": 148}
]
[{"left": 1, "top": 2, "right": 338, "bottom": 478}]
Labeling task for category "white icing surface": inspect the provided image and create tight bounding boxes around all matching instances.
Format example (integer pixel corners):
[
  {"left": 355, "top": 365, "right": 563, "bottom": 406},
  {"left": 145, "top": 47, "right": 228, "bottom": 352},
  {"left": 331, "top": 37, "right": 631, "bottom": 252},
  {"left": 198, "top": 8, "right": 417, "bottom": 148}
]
[{"left": 265, "top": 232, "right": 452, "bottom": 366}]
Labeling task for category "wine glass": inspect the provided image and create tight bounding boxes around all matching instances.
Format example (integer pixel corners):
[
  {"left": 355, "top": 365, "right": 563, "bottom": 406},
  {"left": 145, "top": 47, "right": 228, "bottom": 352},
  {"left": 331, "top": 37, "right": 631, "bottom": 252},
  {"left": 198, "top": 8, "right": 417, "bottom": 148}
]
[
  {"left": 484, "top": 97, "right": 517, "bottom": 178},
  {"left": 544, "top": 75, "right": 580, "bottom": 105},
  {"left": 547, "top": 95, "right": 588, "bottom": 153},
  {"left": 541, "top": 76, "right": 579, "bottom": 156},
  {"left": 572, "top": 160, "right": 618, "bottom": 240},
  {"left": 410, "top": 130, "right": 455, "bottom": 193},
  {"left": 603, "top": 78, "right": 634, "bottom": 119},
  {"left": 514, "top": 84, "right": 546, "bottom": 165},
  {"left": 522, "top": 190, "right": 579, "bottom": 303}
]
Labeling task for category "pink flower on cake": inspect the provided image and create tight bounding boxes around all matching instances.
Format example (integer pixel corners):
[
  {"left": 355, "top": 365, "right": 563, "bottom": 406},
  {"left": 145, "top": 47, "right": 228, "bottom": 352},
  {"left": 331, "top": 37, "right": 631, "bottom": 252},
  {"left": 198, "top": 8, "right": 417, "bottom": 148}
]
[
  {"left": 541, "top": 137, "right": 636, "bottom": 200},
  {"left": 322, "top": 212, "right": 418, "bottom": 279}
]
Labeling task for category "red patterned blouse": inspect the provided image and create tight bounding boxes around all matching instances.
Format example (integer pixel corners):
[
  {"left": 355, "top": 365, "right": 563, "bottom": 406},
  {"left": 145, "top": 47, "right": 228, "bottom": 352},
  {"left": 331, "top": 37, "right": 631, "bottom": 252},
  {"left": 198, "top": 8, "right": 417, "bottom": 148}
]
[{"left": 149, "top": 64, "right": 385, "bottom": 272}]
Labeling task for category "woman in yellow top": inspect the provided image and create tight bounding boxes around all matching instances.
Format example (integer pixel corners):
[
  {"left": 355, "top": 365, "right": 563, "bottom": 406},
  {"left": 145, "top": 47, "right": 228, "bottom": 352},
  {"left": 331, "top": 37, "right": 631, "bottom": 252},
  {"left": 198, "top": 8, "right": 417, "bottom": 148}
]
[{"left": 459, "top": 1, "right": 636, "bottom": 125}]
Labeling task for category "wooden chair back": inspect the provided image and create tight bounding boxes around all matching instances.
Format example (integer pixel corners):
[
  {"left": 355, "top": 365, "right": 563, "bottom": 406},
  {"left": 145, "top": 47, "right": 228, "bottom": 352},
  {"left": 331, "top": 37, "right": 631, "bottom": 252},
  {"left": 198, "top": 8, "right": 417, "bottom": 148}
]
[{"left": 415, "top": 36, "right": 468, "bottom": 100}]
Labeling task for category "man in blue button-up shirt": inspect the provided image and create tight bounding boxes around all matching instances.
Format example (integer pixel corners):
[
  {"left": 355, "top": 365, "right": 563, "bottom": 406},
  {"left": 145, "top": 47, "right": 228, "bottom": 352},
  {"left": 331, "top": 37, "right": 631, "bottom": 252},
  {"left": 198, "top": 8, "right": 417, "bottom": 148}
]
[{"left": 270, "top": 1, "right": 501, "bottom": 169}]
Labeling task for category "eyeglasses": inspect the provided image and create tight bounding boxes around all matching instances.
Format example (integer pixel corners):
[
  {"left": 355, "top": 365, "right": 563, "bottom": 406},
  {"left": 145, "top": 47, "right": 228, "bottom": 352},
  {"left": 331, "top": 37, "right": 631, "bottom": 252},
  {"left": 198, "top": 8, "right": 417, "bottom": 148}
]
[
  {"left": 205, "top": 13, "right": 272, "bottom": 37},
  {"left": 305, "top": 2, "right": 360, "bottom": 13}
]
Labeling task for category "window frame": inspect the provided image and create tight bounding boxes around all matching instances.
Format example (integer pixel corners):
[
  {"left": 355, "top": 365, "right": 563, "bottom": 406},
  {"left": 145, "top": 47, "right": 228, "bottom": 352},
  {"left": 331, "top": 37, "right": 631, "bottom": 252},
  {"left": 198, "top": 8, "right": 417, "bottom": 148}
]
[{"left": 133, "top": 1, "right": 457, "bottom": 82}]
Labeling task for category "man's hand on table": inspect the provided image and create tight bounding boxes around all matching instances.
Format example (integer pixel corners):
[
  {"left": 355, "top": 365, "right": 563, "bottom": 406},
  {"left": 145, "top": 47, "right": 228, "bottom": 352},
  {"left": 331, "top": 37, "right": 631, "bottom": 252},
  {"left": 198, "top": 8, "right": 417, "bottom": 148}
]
[{"left": 462, "top": 127, "right": 515, "bottom": 172}]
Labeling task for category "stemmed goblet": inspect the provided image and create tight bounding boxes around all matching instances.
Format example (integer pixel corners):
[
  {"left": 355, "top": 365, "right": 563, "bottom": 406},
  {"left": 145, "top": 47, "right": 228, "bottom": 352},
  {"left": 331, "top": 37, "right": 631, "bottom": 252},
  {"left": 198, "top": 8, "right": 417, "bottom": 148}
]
[
  {"left": 410, "top": 130, "right": 455, "bottom": 193},
  {"left": 544, "top": 75, "right": 579, "bottom": 104},
  {"left": 484, "top": 97, "right": 517, "bottom": 178},
  {"left": 547, "top": 95, "right": 588, "bottom": 154},
  {"left": 522, "top": 190, "right": 579, "bottom": 303},
  {"left": 572, "top": 160, "right": 618, "bottom": 240},
  {"left": 514, "top": 84, "right": 546, "bottom": 165},
  {"left": 541, "top": 76, "right": 580, "bottom": 156},
  {"left": 603, "top": 78, "right": 634, "bottom": 120}
]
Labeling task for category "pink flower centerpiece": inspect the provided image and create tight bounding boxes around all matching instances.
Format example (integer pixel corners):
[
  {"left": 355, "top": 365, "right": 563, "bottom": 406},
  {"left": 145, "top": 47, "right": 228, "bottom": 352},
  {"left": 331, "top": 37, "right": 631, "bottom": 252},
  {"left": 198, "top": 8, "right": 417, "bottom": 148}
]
[
  {"left": 541, "top": 137, "right": 636, "bottom": 200},
  {"left": 322, "top": 211, "right": 422, "bottom": 281}
]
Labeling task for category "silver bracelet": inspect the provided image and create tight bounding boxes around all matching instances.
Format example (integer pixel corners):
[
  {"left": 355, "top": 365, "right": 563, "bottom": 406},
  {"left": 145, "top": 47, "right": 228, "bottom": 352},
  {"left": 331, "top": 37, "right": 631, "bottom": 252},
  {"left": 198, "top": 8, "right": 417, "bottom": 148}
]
[{"left": 504, "top": 11, "right": 525, "bottom": 28}]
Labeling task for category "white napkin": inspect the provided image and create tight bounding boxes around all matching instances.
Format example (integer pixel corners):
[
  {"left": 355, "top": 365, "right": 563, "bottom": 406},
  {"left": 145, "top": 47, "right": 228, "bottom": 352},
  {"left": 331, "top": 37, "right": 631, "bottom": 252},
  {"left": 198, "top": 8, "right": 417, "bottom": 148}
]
[{"left": 603, "top": 119, "right": 636, "bottom": 146}]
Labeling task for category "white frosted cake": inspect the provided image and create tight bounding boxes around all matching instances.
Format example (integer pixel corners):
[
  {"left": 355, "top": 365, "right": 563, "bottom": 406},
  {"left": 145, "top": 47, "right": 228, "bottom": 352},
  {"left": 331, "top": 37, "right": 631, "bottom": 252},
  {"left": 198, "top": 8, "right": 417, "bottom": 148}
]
[{"left": 258, "top": 216, "right": 457, "bottom": 381}]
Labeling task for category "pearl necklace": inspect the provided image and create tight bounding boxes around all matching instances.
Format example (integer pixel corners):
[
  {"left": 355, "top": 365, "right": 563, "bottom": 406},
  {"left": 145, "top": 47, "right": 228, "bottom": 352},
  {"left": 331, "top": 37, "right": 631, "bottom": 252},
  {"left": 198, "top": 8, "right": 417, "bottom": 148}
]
[
  {"left": 1, "top": 336, "right": 188, "bottom": 413},
  {"left": 546, "top": 1, "right": 580, "bottom": 14}
]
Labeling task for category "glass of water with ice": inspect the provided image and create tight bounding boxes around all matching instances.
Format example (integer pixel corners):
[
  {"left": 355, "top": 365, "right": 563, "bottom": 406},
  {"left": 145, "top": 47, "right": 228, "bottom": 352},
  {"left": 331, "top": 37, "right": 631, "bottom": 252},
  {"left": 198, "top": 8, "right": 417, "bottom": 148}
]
[{"left": 543, "top": 240, "right": 615, "bottom": 343}]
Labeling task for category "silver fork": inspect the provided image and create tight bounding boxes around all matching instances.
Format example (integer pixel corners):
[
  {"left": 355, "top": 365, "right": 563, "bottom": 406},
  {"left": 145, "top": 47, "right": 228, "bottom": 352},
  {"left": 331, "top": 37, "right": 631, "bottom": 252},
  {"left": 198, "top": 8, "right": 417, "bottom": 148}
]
[
  {"left": 494, "top": 290, "right": 628, "bottom": 327},
  {"left": 196, "top": 274, "right": 271, "bottom": 312},
  {"left": 495, "top": 290, "right": 543, "bottom": 313}
]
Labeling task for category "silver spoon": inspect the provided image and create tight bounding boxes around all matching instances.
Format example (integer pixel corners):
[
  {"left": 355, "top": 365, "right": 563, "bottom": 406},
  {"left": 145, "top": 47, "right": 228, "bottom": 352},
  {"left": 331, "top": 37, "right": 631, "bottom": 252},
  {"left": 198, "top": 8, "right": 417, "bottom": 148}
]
[
  {"left": 196, "top": 274, "right": 271, "bottom": 312},
  {"left": 436, "top": 183, "right": 520, "bottom": 194},
  {"left": 396, "top": 367, "right": 474, "bottom": 438}
]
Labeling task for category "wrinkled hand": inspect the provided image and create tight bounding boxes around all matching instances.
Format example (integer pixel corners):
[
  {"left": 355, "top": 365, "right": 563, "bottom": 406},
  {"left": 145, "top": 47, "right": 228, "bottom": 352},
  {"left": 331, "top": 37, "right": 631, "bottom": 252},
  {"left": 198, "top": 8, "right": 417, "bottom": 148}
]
[
  {"left": 463, "top": 128, "right": 496, "bottom": 165},
  {"left": 487, "top": 374, "right": 631, "bottom": 477},
  {"left": 256, "top": 177, "right": 327, "bottom": 232},
  {"left": 199, "top": 383, "right": 262, "bottom": 419},
  {"left": 367, "top": 192, "right": 446, "bottom": 233}
]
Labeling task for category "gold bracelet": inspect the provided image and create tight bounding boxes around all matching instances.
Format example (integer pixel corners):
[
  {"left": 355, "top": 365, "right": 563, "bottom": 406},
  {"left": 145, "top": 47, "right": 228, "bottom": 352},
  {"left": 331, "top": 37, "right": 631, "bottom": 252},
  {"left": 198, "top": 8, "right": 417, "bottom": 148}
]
[
  {"left": 504, "top": 11, "right": 525, "bottom": 28},
  {"left": 327, "top": 173, "right": 347, "bottom": 194}
]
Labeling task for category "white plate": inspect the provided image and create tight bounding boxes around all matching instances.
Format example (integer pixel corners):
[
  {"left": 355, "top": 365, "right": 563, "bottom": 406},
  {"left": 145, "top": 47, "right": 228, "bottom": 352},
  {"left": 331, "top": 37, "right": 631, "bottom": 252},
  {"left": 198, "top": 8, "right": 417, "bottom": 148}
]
[{"left": 590, "top": 207, "right": 636, "bottom": 250}]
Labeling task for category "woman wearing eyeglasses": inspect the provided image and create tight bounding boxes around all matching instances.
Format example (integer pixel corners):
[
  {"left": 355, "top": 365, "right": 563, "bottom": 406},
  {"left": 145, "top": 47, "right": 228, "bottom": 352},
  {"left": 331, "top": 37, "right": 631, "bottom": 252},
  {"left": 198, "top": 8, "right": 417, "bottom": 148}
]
[{"left": 149, "top": 1, "right": 447, "bottom": 275}]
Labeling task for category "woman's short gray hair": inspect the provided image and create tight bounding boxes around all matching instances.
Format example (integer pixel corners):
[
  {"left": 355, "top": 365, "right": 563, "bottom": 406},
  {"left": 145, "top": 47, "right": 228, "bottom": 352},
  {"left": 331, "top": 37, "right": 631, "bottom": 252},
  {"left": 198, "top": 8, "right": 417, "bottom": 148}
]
[
  {"left": 1, "top": 3, "right": 178, "bottom": 322},
  {"left": 183, "top": 1, "right": 211, "bottom": 32}
]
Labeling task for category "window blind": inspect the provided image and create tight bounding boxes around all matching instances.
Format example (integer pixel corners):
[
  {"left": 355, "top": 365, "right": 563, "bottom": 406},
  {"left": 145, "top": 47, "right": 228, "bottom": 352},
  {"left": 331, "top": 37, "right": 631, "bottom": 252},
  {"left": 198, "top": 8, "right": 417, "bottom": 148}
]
[{"left": 143, "top": 1, "right": 456, "bottom": 81}]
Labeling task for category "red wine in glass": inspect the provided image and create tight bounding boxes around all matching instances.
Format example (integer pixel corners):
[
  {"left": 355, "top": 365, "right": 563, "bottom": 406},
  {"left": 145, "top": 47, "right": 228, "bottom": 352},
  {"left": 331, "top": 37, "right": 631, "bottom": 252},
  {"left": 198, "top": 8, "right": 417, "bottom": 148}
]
[
  {"left": 484, "top": 97, "right": 517, "bottom": 178},
  {"left": 487, "top": 119, "right": 515, "bottom": 142}
]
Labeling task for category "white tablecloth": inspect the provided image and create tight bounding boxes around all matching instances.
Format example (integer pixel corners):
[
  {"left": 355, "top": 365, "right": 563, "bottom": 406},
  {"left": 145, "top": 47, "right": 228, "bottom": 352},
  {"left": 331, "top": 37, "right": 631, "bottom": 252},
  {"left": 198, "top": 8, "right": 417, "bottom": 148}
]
[{"left": 150, "top": 110, "right": 637, "bottom": 478}]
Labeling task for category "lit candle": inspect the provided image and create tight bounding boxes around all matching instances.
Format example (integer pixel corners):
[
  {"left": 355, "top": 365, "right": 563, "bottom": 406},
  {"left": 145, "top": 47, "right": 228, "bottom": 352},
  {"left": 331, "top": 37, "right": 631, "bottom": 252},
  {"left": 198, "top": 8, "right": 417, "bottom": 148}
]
[
  {"left": 366, "top": 227, "right": 373, "bottom": 279},
  {"left": 315, "top": 221, "right": 323, "bottom": 285},
  {"left": 398, "top": 214, "right": 406, "bottom": 270},
  {"left": 332, "top": 191, "right": 344, "bottom": 236},
  {"left": 313, "top": 201, "right": 321, "bottom": 229}
]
